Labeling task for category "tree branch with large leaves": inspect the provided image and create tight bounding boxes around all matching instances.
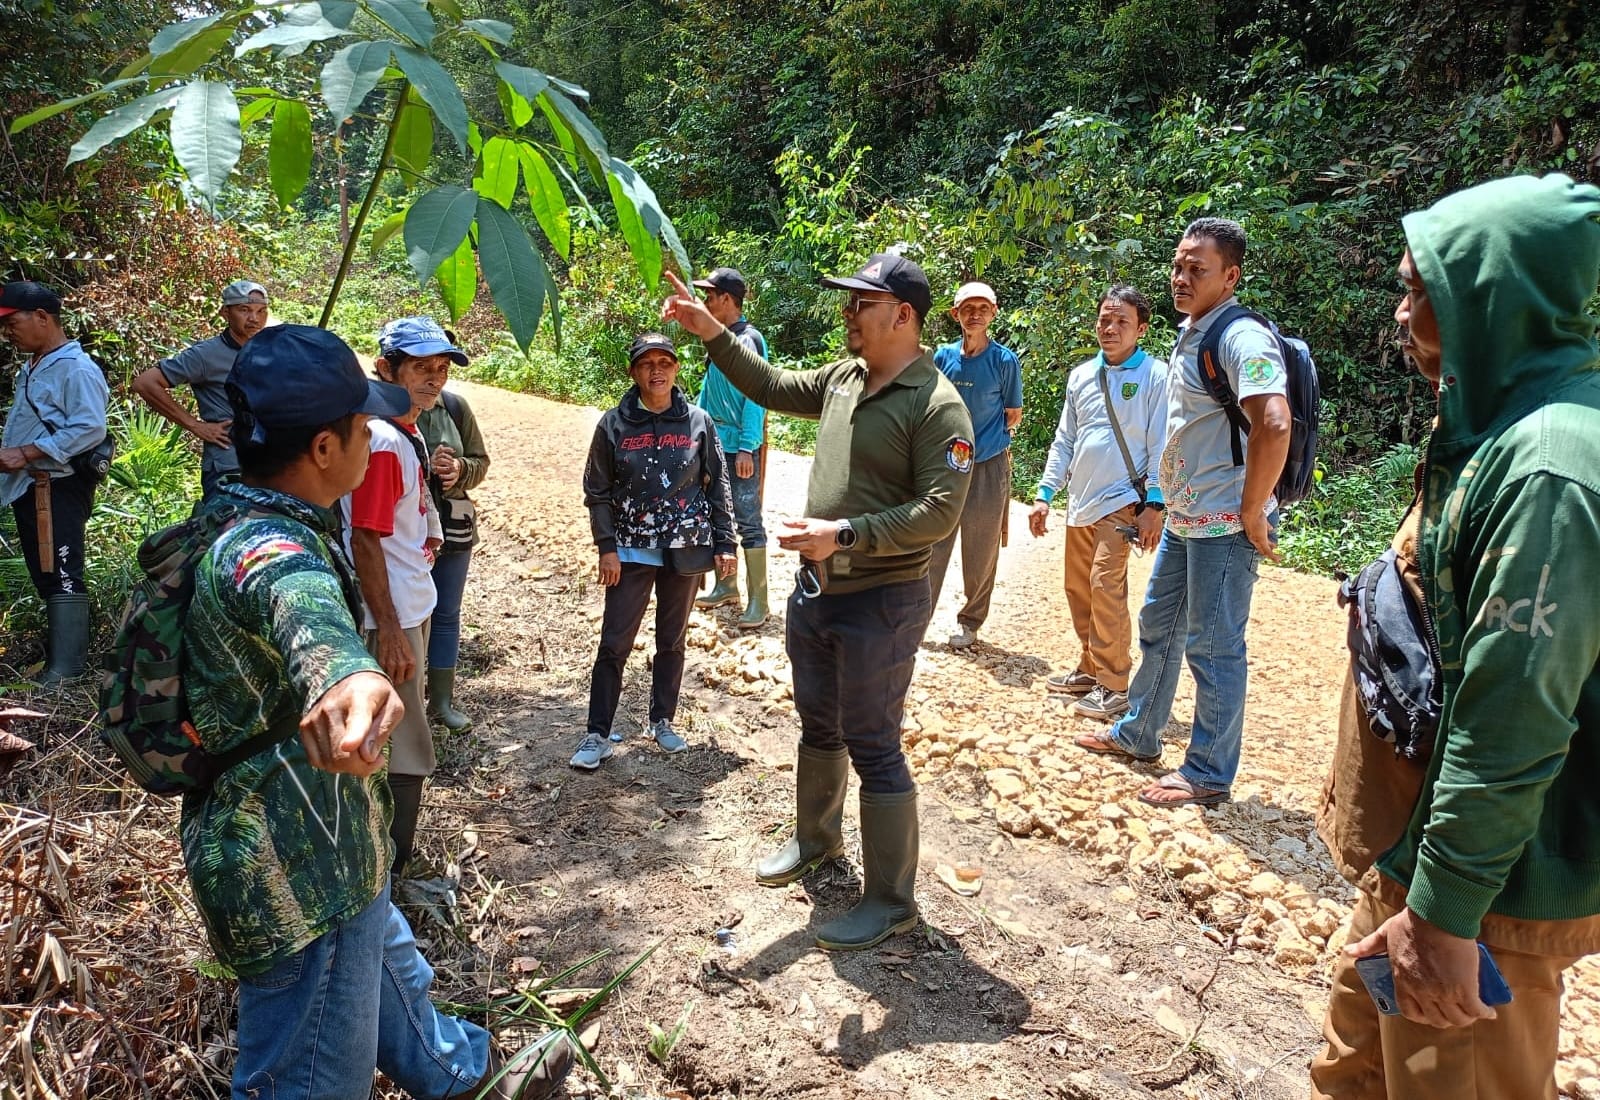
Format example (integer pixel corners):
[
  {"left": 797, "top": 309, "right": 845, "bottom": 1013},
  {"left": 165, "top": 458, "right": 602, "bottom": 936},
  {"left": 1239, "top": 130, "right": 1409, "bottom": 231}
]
[{"left": 9, "top": 0, "right": 692, "bottom": 350}]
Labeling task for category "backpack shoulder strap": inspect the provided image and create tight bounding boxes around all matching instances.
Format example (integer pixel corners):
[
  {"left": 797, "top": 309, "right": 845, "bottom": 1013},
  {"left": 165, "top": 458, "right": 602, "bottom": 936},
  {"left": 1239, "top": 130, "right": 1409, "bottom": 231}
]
[
  {"left": 440, "top": 389, "right": 466, "bottom": 435},
  {"left": 1195, "top": 304, "right": 1261, "bottom": 467}
]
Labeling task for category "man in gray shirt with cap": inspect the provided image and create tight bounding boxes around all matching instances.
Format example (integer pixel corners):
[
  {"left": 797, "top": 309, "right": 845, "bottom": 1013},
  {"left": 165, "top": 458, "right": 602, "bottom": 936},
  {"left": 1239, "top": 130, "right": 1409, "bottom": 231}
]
[{"left": 132, "top": 279, "right": 269, "bottom": 497}]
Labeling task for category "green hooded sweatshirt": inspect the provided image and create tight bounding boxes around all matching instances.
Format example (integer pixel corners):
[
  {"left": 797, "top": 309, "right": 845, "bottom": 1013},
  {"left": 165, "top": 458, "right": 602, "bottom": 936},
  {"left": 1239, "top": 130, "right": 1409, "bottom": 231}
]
[{"left": 1376, "top": 173, "right": 1600, "bottom": 939}]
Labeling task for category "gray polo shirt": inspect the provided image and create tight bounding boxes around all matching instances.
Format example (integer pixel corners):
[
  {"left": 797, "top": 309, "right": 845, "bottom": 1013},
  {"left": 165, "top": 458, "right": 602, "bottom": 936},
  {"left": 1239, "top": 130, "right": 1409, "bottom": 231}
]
[
  {"left": 159, "top": 332, "right": 243, "bottom": 479},
  {"left": 1158, "top": 297, "right": 1287, "bottom": 538}
]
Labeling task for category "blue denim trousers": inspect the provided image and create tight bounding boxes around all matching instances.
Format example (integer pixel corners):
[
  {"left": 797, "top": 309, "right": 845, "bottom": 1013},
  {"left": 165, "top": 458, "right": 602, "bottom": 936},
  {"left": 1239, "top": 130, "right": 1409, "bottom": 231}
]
[
  {"left": 730, "top": 454, "right": 766, "bottom": 549},
  {"left": 428, "top": 548, "right": 473, "bottom": 669},
  {"left": 786, "top": 577, "right": 931, "bottom": 794},
  {"left": 234, "top": 886, "right": 489, "bottom": 1100},
  {"left": 1106, "top": 525, "right": 1266, "bottom": 794}
]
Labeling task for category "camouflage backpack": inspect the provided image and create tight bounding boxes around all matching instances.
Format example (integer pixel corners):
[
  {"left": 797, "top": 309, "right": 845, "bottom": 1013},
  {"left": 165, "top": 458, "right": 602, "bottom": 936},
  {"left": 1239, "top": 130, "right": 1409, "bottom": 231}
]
[{"left": 98, "top": 500, "right": 298, "bottom": 795}]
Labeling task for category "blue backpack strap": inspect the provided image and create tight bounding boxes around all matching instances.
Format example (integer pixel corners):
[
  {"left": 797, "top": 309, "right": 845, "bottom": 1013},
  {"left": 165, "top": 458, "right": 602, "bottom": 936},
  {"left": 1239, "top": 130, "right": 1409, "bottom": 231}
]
[{"left": 1196, "top": 304, "right": 1261, "bottom": 468}]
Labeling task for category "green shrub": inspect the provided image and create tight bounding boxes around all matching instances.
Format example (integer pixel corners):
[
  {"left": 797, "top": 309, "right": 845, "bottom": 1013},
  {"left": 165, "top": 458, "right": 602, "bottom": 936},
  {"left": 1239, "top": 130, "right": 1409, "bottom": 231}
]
[{"left": 1277, "top": 443, "right": 1420, "bottom": 577}]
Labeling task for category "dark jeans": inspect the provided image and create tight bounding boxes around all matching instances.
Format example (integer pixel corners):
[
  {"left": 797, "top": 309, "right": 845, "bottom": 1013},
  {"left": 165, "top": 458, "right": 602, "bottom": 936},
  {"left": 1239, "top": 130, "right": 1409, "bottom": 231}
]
[
  {"left": 11, "top": 471, "right": 93, "bottom": 597},
  {"left": 786, "top": 576, "right": 932, "bottom": 795},
  {"left": 731, "top": 454, "right": 766, "bottom": 549},
  {"left": 587, "top": 562, "right": 701, "bottom": 735},
  {"left": 428, "top": 548, "right": 473, "bottom": 669}
]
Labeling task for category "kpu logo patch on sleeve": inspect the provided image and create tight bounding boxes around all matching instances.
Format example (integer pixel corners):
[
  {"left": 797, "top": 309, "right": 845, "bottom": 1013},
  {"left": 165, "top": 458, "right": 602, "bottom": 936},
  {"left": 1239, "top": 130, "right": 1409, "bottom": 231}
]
[
  {"left": 1242, "top": 357, "right": 1278, "bottom": 385},
  {"left": 945, "top": 437, "right": 974, "bottom": 473}
]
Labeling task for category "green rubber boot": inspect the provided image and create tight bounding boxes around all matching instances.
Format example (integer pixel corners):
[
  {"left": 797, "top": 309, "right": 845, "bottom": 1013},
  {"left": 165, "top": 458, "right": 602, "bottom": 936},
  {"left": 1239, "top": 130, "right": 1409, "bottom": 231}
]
[
  {"left": 37, "top": 592, "right": 91, "bottom": 685},
  {"left": 815, "top": 788, "right": 921, "bottom": 951},
  {"left": 387, "top": 772, "right": 425, "bottom": 878},
  {"left": 426, "top": 666, "right": 473, "bottom": 733},
  {"left": 736, "top": 547, "right": 769, "bottom": 631},
  {"left": 756, "top": 743, "right": 849, "bottom": 885},
  {"left": 696, "top": 570, "right": 740, "bottom": 610}
]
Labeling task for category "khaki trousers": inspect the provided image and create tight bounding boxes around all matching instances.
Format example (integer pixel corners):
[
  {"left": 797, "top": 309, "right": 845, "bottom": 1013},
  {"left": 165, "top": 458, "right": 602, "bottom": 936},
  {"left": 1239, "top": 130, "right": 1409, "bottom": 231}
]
[
  {"left": 365, "top": 621, "right": 434, "bottom": 777},
  {"left": 1063, "top": 505, "right": 1135, "bottom": 691},
  {"left": 1311, "top": 891, "right": 1579, "bottom": 1100}
]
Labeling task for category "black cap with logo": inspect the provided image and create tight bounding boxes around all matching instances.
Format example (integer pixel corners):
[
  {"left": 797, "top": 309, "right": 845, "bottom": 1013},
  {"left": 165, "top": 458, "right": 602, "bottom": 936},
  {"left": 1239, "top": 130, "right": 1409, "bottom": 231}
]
[
  {"left": 820, "top": 253, "right": 932, "bottom": 321},
  {"left": 628, "top": 332, "right": 679, "bottom": 367},
  {"left": 692, "top": 266, "right": 748, "bottom": 303}
]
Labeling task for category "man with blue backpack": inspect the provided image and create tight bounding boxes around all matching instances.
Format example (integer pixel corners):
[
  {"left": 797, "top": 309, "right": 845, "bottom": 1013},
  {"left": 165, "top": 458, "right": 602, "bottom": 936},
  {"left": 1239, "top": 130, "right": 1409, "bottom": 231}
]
[{"left": 1075, "top": 216, "right": 1312, "bottom": 808}]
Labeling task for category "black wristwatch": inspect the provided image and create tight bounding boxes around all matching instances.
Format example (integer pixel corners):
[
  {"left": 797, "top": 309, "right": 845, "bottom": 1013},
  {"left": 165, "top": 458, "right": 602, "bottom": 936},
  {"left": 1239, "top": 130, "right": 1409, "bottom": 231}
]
[
  {"left": 1135, "top": 501, "right": 1166, "bottom": 516},
  {"left": 835, "top": 519, "right": 858, "bottom": 549}
]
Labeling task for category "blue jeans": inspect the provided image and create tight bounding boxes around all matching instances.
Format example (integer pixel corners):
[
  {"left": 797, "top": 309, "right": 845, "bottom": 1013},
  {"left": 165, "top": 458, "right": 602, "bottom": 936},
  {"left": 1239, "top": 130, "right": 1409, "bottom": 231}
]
[
  {"left": 234, "top": 886, "right": 489, "bottom": 1099},
  {"left": 730, "top": 453, "right": 766, "bottom": 549},
  {"left": 1106, "top": 525, "right": 1266, "bottom": 794},
  {"left": 786, "top": 577, "right": 931, "bottom": 795},
  {"left": 428, "top": 548, "right": 473, "bottom": 669}
]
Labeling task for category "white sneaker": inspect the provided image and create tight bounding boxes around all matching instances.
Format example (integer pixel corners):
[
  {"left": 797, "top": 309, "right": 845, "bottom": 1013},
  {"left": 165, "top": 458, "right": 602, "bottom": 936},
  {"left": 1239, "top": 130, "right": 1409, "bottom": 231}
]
[
  {"left": 948, "top": 625, "right": 977, "bottom": 649},
  {"left": 569, "top": 733, "right": 614, "bottom": 770},
  {"left": 650, "top": 718, "right": 688, "bottom": 754}
]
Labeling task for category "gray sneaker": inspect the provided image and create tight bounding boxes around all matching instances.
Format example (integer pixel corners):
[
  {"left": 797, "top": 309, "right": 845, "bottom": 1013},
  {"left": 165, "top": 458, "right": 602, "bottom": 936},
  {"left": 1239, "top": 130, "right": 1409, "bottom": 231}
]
[
  {"left": 569, "top": 733, "right": 614, "bottom": 770},
  {"left": 1047, "top": 670, "right": 1098, "bottom": 696},
  {"left": 650, "top": 718, "right": 688, "bottom": 754},
  {"left": 948, "top": 625, "right": 977, "bottom": 649},
  {"left": 1072, "top": 686, "right": 1129, "bottom": 720}
]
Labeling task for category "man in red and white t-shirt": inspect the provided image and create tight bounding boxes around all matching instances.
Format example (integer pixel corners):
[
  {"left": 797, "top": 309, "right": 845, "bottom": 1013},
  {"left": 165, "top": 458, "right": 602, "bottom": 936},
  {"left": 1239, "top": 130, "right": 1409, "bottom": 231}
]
[{"left": 342, "top": 318, "right": 460, "bottom": 877}]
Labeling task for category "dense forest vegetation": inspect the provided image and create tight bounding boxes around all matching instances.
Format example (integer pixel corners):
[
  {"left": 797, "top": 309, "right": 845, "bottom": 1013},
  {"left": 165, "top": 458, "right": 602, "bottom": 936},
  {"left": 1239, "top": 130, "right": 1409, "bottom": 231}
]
[{"left": 1, "top": 0, "right": 1597, "bottom": 625}]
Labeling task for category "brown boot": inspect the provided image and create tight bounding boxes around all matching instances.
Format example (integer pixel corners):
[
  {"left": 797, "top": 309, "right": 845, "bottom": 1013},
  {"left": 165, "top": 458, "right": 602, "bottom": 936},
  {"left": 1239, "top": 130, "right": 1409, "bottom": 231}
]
[{"left": 473, "top": 1030, "right": 575, "bottom": 1099}]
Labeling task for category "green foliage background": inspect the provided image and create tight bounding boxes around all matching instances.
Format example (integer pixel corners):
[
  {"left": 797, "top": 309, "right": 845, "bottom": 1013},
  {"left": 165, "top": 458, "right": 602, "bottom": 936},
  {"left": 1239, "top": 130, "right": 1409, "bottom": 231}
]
[{"left": 3, "top": 0, "right": 1599, "bottom": 661}]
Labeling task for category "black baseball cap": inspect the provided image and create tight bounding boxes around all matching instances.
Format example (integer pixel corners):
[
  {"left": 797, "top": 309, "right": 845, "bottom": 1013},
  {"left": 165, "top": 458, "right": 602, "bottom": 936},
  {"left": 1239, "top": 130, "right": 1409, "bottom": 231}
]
[
  {"left": 227, "top": 324, "right": 411, "bottom": 443},
  {"left": 692, "top": 266, "right": 747, "bottom": 302},
  {"left": 820, "top": 253, "right": 932, "bottom": 321},
  {"left": 628, "top": 332, "right": 679, "bottom": 367},
  {"left": 0, "top": 281, "right": 62, "bottom": 317}
]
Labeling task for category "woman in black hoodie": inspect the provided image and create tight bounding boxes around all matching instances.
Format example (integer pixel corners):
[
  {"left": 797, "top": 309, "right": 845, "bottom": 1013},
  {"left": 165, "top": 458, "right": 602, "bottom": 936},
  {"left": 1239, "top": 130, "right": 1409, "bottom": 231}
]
[{"left": 572, "top": 333, "right": 738, "bottom": 769}]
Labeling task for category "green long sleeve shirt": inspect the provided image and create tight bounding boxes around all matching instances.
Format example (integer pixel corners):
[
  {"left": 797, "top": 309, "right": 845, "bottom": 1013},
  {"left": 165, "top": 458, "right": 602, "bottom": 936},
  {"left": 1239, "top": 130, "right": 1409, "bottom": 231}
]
[
  {"left": 703, "top": 329, "right": 973, "bottom": 595},
  {"left": 180, "top": 483, "right": 391, "bottom": 976}
]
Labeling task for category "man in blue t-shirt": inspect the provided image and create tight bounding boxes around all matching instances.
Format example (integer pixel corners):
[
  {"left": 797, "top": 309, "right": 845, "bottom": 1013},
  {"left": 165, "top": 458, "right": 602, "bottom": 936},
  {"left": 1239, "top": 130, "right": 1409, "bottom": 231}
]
[{"left": 927, "top": 281, "right": 1023, "bottom": 648}]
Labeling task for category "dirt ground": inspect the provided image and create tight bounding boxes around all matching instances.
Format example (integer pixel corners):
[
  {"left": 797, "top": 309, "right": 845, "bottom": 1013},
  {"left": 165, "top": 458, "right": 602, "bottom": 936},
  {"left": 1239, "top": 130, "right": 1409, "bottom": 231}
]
[{"left": 411, "top": 379, "right": 1600, "bottom": 1100}]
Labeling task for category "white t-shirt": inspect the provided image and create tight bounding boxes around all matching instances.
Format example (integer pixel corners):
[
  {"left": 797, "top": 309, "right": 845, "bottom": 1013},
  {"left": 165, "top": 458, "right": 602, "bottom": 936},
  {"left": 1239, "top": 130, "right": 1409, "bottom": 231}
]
[{"left": 341, "top": 418, "right": 440, "bottom": 630}]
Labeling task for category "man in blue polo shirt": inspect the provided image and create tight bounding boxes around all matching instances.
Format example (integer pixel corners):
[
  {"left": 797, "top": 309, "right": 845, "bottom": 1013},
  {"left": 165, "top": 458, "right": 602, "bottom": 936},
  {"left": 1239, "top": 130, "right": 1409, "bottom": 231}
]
[{"left": 927, "top": 281, "right": 1022, "bottom": 648}]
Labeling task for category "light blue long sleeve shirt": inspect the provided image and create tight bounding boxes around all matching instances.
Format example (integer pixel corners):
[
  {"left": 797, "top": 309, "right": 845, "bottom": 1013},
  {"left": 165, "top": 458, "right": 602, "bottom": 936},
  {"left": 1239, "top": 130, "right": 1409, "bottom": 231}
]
[
  {"left": 1036, "top": 348, "right": 1168, "bottom": 526},
  {"left": 697, "top": 320, "right": 768, "bottom": 456},
  {"left": 1, "top": 339, "right": 109, "bottom": 506}
]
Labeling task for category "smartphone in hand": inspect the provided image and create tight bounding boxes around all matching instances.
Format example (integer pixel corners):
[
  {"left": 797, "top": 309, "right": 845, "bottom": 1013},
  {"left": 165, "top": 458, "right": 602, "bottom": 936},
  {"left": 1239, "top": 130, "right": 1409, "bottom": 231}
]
[{"left": 1354, "top": 944, "right": 1513, "bottom": 1016}]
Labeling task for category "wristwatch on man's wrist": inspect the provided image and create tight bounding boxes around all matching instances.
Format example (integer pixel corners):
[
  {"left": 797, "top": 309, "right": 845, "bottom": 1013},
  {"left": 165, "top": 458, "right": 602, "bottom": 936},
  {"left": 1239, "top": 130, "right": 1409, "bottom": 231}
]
[
  {"left": 835, "top": 519, "right": 858, "bottom": 550},
  {"left": 1135, "top": 500, "right": 1166, "bottom": 516}
]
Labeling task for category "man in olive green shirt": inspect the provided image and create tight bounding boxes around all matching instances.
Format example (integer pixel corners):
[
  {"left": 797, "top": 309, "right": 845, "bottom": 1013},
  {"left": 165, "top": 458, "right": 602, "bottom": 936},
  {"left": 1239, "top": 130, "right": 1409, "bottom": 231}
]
[{"left": 662, "top": 255, "right": 973, "bottom": 952}]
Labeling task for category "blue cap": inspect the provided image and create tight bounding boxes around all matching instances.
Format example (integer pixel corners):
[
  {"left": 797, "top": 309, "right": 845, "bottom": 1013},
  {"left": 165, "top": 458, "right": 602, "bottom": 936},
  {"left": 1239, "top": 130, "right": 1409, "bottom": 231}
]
[
  {"left": 227, "top": 324, "right": 411, "bottom": 442},
  {"left": 377, "top": 316, "right": 469, "bottom": 365}
]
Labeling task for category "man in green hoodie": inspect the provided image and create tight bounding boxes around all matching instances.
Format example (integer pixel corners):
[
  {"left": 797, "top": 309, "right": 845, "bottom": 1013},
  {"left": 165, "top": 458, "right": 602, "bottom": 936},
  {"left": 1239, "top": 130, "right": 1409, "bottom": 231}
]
[{"left": 1312, "top": 173, "right": 1600, "bottom": 1098}]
